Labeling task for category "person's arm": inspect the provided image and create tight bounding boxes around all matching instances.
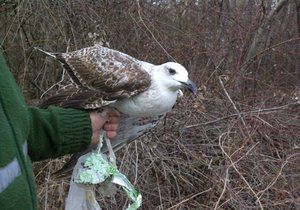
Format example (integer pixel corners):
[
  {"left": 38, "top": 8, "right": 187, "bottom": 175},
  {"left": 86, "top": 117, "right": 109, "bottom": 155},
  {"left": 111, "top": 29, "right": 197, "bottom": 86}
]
[
  {"left": 0, "top": 51, "right": 120, "bottom": 161},
  {"left": 27, "top": 106, "right": 120, "bottom": 161},
  {"left": 27, "top": 106, "right": 92, "bottom": 161}
]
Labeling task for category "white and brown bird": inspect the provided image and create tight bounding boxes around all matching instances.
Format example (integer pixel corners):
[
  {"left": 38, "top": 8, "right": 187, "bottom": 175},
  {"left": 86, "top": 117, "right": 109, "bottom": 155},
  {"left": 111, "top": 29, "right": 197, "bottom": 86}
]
[{"left": 38, "top": 44, "right": 197, "bottom": 174}]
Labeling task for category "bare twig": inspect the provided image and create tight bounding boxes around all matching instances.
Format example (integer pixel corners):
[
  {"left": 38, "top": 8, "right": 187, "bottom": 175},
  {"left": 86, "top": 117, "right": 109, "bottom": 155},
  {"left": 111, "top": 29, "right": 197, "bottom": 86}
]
[
  {"left": 214, "top": 167, "right": 229, "bottom": 210},
  {"left": 233, "top": 142, "right": 259, "bottom": 165},
  {"left": 245, "top": 0, "right": 290, "bottom": 62},
  {"left": 40, "top": 68, "right": 66, "bottom": 98},
  {"left": 185, "top": 103, "right": 292, "bottom": 128},
  {"left": 258, "top": 153, "right": 300, "bottom": 199},
  {"left": 219, "top": 133, "right": 264, "bottom": 210},
  {"left": 166, "top": 188, "right": 212, "bottom": 210},
  {"left": 134, "top": 141, "right": 139, "bottom": 184},
  {"left": 135, "top": 0, "right": 176, "bottom": 61},
  {"left": 241, "top": 37, "right": 300, "bottom": 70},
  {"left": 219, "top": 76, "right": 248, "bottom": 128}
]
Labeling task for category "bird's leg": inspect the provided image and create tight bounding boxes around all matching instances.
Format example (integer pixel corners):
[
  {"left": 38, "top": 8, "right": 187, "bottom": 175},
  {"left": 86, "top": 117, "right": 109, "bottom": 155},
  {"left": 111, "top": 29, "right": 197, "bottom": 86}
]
[{"left": 104, "top": 132, "right": 117, "bottom": 167}]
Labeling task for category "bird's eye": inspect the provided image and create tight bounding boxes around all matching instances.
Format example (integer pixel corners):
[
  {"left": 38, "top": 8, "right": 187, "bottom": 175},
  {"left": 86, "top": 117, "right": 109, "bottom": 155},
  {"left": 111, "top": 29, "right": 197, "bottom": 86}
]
[{"left": 168, "top": 68, "right": 176, "bottom": 75}]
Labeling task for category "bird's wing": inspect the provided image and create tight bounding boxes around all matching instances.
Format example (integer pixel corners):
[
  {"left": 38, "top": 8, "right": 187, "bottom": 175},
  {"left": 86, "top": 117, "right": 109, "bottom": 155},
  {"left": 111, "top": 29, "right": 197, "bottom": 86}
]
[
  {"left": 102, "top": 114, "right": 165, "bottom": 152},
  {"left": 52, "top": 114, "right": 165, "bottom": 177},
  {"left": 44, "top": 44, "right": 151, "bottom": 98},
  {"left": 39, "top": 85, "right": 123, "bottom": 109}
]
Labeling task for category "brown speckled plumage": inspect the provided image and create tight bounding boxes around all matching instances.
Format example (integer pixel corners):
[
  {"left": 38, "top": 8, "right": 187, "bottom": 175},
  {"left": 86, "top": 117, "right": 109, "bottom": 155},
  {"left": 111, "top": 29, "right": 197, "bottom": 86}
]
[
  {"left": 36, "top": 44, "right": 191, "bottom": 176},
  {"left": 40, "top": 44, "right": 151, "bottom": 109}
]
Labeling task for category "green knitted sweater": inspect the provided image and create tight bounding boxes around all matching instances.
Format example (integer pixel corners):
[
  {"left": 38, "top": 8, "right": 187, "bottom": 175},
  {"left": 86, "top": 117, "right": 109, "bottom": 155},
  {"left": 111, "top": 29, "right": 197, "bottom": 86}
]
[{"left": 0, "top": 52, "right": 92, "bottom": 209}]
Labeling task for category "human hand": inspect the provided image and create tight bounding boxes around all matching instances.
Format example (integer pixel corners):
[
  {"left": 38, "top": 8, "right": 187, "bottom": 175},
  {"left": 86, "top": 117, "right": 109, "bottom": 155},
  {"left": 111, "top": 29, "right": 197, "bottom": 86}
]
[{"left": 89, "top": 108, "right": 121, "bottom": 145}]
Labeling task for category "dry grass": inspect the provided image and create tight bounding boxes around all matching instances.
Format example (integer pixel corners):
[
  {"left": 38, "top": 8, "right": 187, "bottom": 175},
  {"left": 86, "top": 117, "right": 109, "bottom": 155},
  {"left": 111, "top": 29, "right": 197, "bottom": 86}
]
[{"left": 1, "top": 1, "right": 299, "bottom": 209}]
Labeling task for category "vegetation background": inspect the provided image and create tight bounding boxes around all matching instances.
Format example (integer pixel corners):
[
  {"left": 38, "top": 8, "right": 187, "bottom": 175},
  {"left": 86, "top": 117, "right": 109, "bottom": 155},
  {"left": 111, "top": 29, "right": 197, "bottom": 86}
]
[{"left": 0, "top": 0, "right": 299, "bottom": 209}]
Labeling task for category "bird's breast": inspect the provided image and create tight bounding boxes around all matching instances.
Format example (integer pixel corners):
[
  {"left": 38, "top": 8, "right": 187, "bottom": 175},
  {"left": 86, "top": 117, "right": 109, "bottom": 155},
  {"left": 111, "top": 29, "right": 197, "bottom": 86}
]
[{"left": 114, "top": 88, "right": 178, "bottom": 117}]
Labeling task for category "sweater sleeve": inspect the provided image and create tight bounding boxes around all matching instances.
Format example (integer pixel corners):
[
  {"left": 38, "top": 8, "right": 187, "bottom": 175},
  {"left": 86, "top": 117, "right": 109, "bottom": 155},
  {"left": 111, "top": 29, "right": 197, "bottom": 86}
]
[{"left": 27, "top": 106, "right": 92, "bottom": 161}]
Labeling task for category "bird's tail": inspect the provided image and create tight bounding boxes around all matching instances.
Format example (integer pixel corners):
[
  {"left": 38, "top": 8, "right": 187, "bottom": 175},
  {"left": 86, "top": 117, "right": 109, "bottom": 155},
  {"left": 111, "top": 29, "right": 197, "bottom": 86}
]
[{"left": 34, "top": 47, "right": 57, "bottom": 58}]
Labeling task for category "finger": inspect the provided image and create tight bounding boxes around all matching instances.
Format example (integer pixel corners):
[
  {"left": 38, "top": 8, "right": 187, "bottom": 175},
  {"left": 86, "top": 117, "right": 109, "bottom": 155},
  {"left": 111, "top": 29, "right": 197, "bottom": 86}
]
[
  {"left": 107, "top": 116, "right": 119, "bottom": 124},
  {"left": 104, "top": 123, "right": 118, "bottom": 131},
  {"left": 106, "top": 131, "right": 117, "bottom": 139},
  {"left": 89, "top": 111, "right": 108, "bottom": 130},
  {"left": 99, "top": 108, "right": 120, "bottom": 119},
  {"left": 106, "top": 108, "right": 121, "bottom": 117}
]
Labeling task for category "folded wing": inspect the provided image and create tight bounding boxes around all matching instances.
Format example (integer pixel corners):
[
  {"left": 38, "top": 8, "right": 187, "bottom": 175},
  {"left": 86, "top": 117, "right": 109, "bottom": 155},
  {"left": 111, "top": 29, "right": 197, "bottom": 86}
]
[
  {"left": 52, "top": 114, "right": 165, "bottom": 177},
  {"left": 55, "top": 44, "right": 151, "bottom": 97}
]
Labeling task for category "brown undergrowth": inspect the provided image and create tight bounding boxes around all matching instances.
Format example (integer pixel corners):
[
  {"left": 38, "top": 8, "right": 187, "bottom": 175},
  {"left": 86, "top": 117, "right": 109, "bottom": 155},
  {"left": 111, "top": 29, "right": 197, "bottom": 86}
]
[{"left": 1, "top": 1, "right": 299, "bottom": 209}]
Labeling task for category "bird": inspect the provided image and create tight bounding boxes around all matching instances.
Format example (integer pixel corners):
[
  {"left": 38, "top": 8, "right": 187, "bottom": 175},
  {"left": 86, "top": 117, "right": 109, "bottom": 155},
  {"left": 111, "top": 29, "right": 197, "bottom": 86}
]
[{"left": 37, "top": 44, "right": 197, "bottom": 175}]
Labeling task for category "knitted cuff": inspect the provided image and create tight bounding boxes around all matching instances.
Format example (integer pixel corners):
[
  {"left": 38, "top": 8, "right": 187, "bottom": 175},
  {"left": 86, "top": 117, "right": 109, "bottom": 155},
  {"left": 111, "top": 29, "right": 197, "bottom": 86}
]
[{"left": 55, "top": 108, "right": 92, "bottom": 155}]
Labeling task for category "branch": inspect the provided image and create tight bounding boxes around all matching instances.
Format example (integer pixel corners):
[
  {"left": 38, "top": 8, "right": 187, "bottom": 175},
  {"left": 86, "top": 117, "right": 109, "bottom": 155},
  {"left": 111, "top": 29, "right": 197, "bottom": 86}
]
[
  {"left": 135, "top": 0, "right": 176, "bottom": 61},
  {"left": 218, "top": 133, "right": 264, "bottom": 210},
  {"left": 257, "top": 153, "right": 300, "bottom": 199},
  {"left": 245, "top": 0, "right": 290, "bottom": 62},
  {"left": 214, "top": 167, "right": 229, "bottom": 210},
  {"left": 185, "top": 103, "right": 293, "bottom": 128},
  {"left": 218, "top": 76, "right": 247, "bottom": 129},
  {"left": 166, "top": 188, "right": 212, "bottom": 210},
  {"left": 241, "top": 37, "right": 300, "bottom": 71}
]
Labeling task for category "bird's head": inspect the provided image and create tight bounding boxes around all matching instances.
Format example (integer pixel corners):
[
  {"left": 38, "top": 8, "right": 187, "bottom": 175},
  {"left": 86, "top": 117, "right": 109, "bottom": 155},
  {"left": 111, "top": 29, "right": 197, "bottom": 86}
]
[{"left": 157, "top": 62, "right": 197, "bottom": 94}]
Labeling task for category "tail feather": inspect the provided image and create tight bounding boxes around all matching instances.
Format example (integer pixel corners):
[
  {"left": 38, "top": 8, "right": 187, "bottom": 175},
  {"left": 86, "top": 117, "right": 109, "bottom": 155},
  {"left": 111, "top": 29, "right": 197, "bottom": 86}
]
[
  {"left": 35, "top": 47, "right": 83, "bottom": 87},
  {"left": 51, "top": 114, "right": 165, "bottom": 178},
  {"left": 34, "top": 47, "right": 57, "bottom": 58}
]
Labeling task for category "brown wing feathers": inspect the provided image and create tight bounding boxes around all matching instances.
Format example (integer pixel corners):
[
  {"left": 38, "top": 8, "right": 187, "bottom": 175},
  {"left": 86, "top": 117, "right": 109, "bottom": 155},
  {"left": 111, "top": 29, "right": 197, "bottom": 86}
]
[
  {"left": 39, "top": 87, "right": 117, "bottom": 109},
  {"left": 59, "top": 45, "right": 151, "bottom": 93},
  {"left": 39, "top": 45, "right": 151, "bottom": 110},
  {"left": 55, "top": 54, "right": 83, "bottom": 87}
]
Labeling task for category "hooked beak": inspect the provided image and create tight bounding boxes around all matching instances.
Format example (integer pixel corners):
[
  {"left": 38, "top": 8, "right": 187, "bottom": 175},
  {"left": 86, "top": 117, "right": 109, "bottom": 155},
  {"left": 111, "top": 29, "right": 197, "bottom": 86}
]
[{"left": 181, "top": 79, "right": 197, "bottom": 94}]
